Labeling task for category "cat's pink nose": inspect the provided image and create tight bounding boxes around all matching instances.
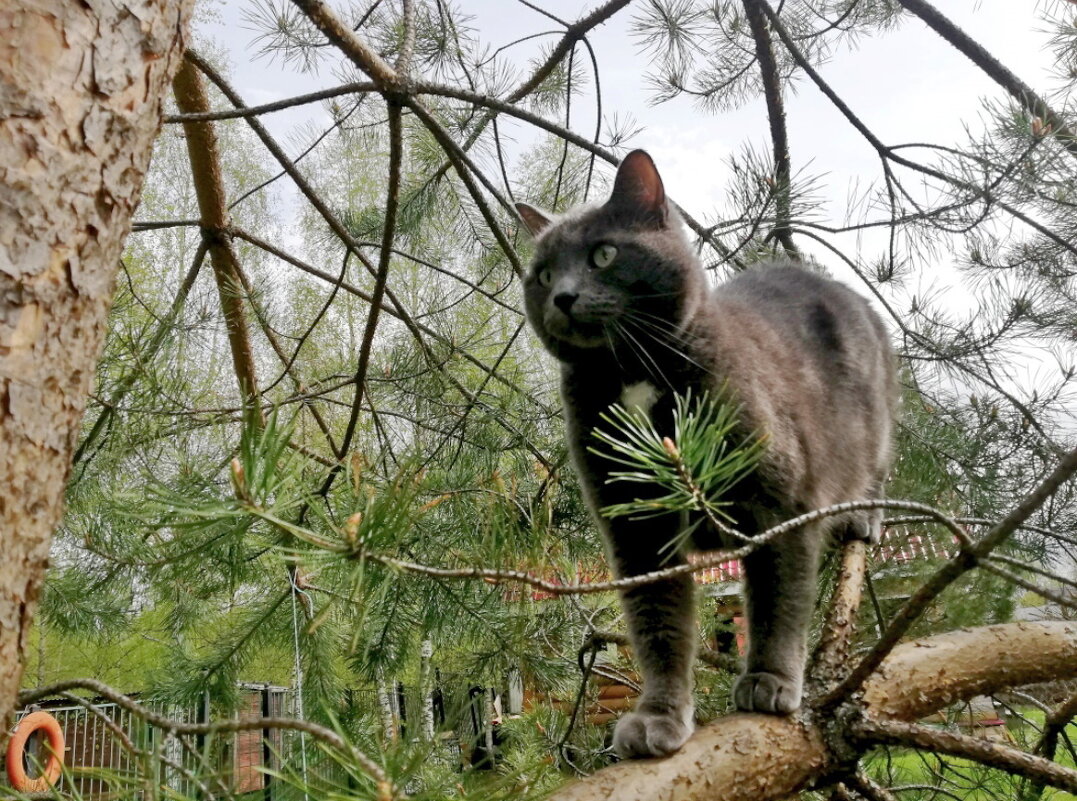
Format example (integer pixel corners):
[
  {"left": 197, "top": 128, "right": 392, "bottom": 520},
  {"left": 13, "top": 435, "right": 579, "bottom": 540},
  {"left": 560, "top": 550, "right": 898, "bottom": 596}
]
[{"left": 554, "top": 292, "right": 578, "bottom": 314}]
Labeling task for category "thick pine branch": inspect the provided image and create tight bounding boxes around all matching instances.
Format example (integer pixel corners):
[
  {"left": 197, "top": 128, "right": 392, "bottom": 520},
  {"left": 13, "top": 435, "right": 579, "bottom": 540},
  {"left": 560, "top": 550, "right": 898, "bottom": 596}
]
[
  {"left": 808, "top": 539, "right": 867, "bottom": 696},
  {"left": 546, "top": 621, "right": 1077, "bottom": 801},
  {"left": 172, "top": 58, "right": 263, "bottom": 419},
  {"left": 826, "top": 444, "right": 1077, "bottom": 706}
]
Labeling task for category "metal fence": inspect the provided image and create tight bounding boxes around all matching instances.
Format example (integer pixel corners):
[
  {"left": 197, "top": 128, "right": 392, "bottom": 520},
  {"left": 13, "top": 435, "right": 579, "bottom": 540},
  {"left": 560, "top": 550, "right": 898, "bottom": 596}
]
[
  {"left": 3, "top": 686, "right": 318, "bottom": 800},
  {"left": 5, "top": 680, "right": 508, "bottom": 798}
]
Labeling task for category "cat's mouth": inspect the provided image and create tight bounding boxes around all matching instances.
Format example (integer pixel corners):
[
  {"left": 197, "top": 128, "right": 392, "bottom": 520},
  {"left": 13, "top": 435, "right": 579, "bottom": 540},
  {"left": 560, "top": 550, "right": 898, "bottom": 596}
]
[{"left": 544, "top": 313, "right": 608, "bottom": 349}]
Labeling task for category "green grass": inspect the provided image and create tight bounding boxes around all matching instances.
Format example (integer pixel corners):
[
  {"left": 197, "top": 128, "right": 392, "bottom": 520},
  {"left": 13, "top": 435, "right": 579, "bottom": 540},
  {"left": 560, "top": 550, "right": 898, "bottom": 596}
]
[{"left": 863, "top": 708, "right": 1077, "bottom": 800}]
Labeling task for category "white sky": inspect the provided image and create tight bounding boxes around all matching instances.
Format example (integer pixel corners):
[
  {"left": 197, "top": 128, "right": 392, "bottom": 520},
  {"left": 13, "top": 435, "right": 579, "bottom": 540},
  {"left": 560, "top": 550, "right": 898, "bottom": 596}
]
[
  {"left": 194, "top": 1, "right": 1075, "bottom": 421},
  {"left": 201, "top": 1, "right": 1060, "bottom": 222}
]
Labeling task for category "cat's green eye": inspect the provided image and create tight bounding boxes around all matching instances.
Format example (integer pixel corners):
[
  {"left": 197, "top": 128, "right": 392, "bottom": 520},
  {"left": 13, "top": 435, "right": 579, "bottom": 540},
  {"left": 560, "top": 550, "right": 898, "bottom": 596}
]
[
  {"left": 590, "top": 243, "right": 618, "bottom": 269},
  {"left": 538, "top": 266, "right": 553, "bottom": 287}
]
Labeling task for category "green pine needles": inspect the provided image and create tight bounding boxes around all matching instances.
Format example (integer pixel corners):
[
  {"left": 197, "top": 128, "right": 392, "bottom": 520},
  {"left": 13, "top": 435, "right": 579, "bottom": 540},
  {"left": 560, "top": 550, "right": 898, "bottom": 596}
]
[{"left": 589, "top": 390, "right": 767, "bottom": 542}]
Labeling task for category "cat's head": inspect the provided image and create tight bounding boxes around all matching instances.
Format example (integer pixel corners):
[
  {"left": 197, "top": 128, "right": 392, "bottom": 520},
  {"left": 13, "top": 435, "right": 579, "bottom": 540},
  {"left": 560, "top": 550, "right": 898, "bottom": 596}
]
[{"left": 517, "top": 151, "right": 704, "bottom": 363}]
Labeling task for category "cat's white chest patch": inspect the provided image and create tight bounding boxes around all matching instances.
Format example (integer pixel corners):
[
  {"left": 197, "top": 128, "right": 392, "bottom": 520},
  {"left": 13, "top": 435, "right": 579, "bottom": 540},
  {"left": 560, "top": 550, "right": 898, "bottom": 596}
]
[{"left": 620, "top": 381, "right": 661, "bottom": 418}]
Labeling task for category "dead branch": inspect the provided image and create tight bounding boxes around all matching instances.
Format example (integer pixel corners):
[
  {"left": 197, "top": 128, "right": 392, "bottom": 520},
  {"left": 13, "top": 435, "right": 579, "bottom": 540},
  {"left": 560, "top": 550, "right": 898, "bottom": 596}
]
[
  {"left": 164, "top": 81, "right": 377, "bottom": 123},
  {"left": 316, "top": 499, "right": 979, "bottom": 596},
  {"left": 741, "top": 0, "right": 797, "bottom": 255},
  {"left": 320, "top": 100, "right": 404, "bottom": 490}
]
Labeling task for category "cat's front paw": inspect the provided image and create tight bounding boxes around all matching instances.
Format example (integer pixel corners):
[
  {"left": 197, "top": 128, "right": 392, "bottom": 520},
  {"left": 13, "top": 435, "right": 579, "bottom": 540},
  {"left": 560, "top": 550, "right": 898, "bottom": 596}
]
[
  {"left": 612, "top": 709, "right": 693, "bottom": 759},
  {"left": 733, "top": 671, "right": 802, "bottom": 714}
]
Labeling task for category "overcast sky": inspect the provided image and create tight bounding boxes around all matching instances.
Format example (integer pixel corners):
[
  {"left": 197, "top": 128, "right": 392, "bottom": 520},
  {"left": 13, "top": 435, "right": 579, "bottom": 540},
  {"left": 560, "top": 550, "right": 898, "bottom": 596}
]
[
  {"left": 200, "top": 1, "right": 1062, "bottom": 220},
  {"left": 194, "top": 2, "right": 1073, "bottom": 399}
]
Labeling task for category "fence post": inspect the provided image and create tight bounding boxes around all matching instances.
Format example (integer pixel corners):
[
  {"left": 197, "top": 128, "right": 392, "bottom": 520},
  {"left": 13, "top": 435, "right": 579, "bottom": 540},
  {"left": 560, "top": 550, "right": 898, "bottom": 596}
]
[
  {"left": 261, "top": 685, "right": 273, "bottom": 801},
  {"left": 195, "top": 689, "right": 209, "bottom": 800}
]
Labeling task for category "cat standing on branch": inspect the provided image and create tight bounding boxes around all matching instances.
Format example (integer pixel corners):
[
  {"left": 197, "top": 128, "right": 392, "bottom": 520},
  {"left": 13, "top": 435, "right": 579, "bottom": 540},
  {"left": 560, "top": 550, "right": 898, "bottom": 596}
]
[{"left": 517, "top": 151, "right": 898, "bottom": 759}]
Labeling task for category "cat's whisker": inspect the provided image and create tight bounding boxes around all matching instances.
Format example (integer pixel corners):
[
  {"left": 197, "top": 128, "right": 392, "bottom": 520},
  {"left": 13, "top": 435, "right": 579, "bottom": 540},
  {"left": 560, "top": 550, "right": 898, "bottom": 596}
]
[
  {"left": 622, "top": 310, "right": 695, "bottom": 346},
  {"left": 624, "top": 309, "right": 692, "bottom": 339},
  {"left": 627, "top": 289, "right": 681, "bottom": 299},
  {"left": 607, "top": 320, "right": 652, "bottom": 383},
  {"left": 625, "top": 326, "right": 677, "bottom": 391},
  {"left": 604, "top": 323, "right": 627, "bottom": 374},
  {"left": 621, "top": 315, "right": 712, "bottom": 375},
  {"left": 611, "top": 320, "right": 674, "bottom": 390},
  {"left": 622, "top": 317, "right": 695, "bottom": 355}
]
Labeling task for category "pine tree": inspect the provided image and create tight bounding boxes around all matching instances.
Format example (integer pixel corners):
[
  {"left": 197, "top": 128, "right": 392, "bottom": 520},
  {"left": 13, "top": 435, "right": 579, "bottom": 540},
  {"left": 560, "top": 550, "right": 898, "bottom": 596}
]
[{"left": 7, "top": 1, "right": 1077, "bottom": 800}]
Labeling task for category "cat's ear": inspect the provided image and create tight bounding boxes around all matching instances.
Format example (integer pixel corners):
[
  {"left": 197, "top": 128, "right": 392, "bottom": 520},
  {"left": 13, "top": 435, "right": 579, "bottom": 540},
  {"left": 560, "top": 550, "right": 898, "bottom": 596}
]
[
  {"left": 515, "top": 203, "right": 553, "bottom": 237},
  {"left": 609, "top": 150, "right": 667, "bottom": 227}
]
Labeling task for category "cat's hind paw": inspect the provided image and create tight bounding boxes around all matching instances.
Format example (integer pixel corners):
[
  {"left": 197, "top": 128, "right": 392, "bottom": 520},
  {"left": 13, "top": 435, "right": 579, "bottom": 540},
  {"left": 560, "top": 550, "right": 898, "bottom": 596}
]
[
  {"left": 612, "top": 709, "right": 693, "bottom": 759},
  {"left": 733, "top": 671, "right": 802, "bottom": 714}
]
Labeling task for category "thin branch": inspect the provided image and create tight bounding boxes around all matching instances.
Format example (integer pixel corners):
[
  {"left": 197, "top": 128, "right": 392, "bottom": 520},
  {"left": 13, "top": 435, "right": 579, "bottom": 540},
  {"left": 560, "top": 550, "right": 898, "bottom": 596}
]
[
  {"left": 231, "top": 260, "right": 338, "bottom": 453},
  {"left": 257, "top": 499, "right": 981, "bottom": 597},
  {"left": 847, "top": 772, "right": 899, "bottom": 801},
  {"left": 131, "top": 218, "right": 201, "bottom": 230},
  {"left": 183, "top": 52, "right": 556, "bottom": 471},
  {"left": 506, "top": 0, "right": 631, "bottom": 104},
  {"left": 228, "top": 227, "right": 538, "bottom": 405},
  {"left": 163, "top": 81, "right": 377, "bottom": 123},
  {"left": 742, "top": 0, "right": 798, "bottom": 256},
  {"left": 854, "top": 716, "right": 1077, "bottom": 795},
  {"left": 894, "top": 0, "right": 1077, "bottom": 159},
  {"left": 405, "top": 99, "right": 524, "bottom": 276},
  {"left": 977, "top": 560, "right": 1077, "bottom": 611},
  {"left": 319, "top": 100, "right": 403, "bottom": 497},
  {"left": 72, "top": 240, "right": 207, "bottom": 468},
  {"left": 1024, "top": 691, "right": 1077, "bottom": 800}
]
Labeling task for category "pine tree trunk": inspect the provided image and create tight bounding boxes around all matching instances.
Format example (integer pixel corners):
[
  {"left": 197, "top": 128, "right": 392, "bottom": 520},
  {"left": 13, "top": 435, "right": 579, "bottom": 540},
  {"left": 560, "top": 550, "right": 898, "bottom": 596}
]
[{"left": 0, "top": 0, "right": 192, "bottom": 740}]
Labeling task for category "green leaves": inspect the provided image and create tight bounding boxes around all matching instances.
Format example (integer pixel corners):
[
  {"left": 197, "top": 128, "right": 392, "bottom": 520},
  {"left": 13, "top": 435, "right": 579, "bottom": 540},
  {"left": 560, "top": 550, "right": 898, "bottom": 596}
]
[{"left": 589, "top": 389, "right": 766, "bottom": 525}]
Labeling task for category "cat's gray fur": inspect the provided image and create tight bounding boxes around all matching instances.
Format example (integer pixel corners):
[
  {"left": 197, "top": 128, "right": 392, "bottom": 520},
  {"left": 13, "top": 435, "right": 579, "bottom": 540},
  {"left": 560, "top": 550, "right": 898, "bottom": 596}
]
[{"left": 517, "top": 151, "right": 897, "bottom": 759}]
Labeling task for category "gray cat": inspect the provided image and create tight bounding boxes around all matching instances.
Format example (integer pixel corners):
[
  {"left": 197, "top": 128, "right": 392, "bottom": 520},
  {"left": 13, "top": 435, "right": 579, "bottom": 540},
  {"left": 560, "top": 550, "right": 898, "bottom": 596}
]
[{"left": 517, "top": 151, "right": 897, "bottom": 759}]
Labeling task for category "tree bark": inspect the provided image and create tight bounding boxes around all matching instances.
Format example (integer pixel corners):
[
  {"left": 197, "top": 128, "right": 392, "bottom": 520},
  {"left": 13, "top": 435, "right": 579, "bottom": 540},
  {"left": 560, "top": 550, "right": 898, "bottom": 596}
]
[
  {"left": 171, "top": 55, "right": 262, "bottom": 414},
  {"left": 0, "top": 0, "right": 192, "bottom": 741},
  {"left": 547, "top": 621, "right": 1077, "bottom": 801}
]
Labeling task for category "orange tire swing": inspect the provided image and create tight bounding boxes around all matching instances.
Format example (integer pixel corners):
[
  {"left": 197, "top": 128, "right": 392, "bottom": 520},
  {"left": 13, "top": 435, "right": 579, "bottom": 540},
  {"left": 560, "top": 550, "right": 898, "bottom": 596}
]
[{"left": 6, "top": 711, "right": 65, "bottom": 793}]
